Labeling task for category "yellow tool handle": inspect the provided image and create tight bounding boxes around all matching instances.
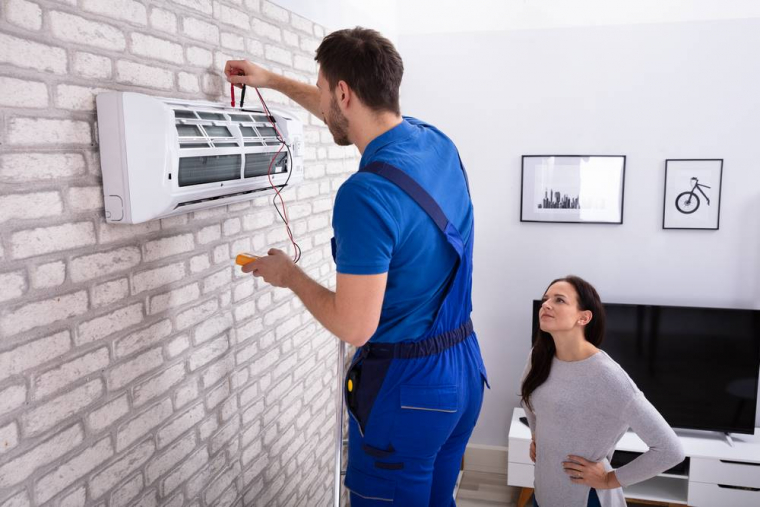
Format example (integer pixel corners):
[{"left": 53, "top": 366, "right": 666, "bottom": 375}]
[{"left": 235, "top": 253, "right": 258, "bottom": 266}]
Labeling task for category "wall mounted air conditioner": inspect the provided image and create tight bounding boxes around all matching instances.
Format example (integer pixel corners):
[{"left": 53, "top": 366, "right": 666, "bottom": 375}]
[{"left": 96, "top": 91, "right": 304, "bottom": 224}]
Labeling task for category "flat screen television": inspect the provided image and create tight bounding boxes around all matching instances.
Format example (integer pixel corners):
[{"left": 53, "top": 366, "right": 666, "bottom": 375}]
[{"left": 531, "top": 301, "right": 760, "bottom": 435}]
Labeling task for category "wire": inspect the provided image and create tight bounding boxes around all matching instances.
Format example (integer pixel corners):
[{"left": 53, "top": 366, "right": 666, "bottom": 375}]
[{"left": 253, "top": 87, "right": 302, "bottom": 264}]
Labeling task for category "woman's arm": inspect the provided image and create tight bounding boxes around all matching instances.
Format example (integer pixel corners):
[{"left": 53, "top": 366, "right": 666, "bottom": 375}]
[{"left": 612, "top": 393, "right": 686, "bottom": 487}]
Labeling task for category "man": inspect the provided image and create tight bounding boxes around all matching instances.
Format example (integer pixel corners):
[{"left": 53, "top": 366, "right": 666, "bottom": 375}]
[{"left": 225, "top": 27, "right": 488, "bottom": 506}]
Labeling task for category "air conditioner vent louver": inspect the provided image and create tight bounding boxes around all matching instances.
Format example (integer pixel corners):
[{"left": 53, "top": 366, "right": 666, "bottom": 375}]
[{"left": 96, "top": 92, "right": 304, "bottom": 224}]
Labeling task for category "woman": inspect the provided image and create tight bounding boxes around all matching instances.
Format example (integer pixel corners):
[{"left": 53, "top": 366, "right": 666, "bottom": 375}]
[{"left": 521, "top": 276, "right": 685, "bottom": 507}]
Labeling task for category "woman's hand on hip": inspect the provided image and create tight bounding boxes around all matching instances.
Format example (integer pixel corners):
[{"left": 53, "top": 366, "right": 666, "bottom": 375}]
[
  {"left": 562, "top": 455, "right": 621, "bottom": 490},
  {"left": 529, "top": 440, "right": 536, "bottom": 463}
]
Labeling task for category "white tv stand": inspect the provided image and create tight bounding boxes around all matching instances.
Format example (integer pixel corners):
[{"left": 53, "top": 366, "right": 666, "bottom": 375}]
[{"left": 508, "top": 408, "right": 760, "bottom": 507}]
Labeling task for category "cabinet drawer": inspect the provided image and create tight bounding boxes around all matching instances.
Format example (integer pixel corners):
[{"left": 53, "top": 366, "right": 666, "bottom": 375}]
[
  {"left": 688, "top": 481, "right": 760, "bottom": 507},
  {"left": 508, "top": 438, "right": 533, "bottom": 465},
  {"left": 690, "top": 457, "right": 760, "bottom": 488},
  {"left": 507, "top": 462, "right": 534, "bottom": 488}
]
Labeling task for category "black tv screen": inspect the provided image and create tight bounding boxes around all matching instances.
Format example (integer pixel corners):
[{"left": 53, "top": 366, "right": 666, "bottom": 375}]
[{"left": 531, "top": 301, "right": 760, "bottom": 434}]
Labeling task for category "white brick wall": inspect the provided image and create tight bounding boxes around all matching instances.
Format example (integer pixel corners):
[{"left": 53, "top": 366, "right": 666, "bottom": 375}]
[{"left": 0, "top": 1, "right": 354, "bottom": 506}]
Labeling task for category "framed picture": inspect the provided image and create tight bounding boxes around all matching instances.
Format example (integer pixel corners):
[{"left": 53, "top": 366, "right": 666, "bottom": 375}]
[
  {"left": 662, "top": 159, "right": 723, "bottom": 230},
  {"left": 520, "top": 155, "right": 626, "bottom": 224}
]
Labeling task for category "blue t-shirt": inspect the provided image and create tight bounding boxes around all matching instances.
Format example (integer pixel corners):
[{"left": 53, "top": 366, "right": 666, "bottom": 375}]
[{"left": 332, "top": 117, "right": 473, "bottom": 343}]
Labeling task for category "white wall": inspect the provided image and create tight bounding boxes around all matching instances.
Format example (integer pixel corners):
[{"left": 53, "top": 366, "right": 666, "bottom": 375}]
[
  {"left": 399, "top": 18, "right": 760, "bottom": 446},
  {"left": 399, "top": 0, "right": 760, "bottom": 34},
  {"left": 275, "top": 0, "right": 399, "bottom": 41}
]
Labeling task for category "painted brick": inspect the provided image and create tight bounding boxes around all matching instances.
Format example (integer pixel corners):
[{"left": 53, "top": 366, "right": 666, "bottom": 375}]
[
  {"left": 107, "top": 348, "right": 164, "bottom": 390},
  {"left": 145, "top": 432, "right": 196, "bottom": 484},
  {"left": 131, "top": 33, "right": 184, "bottom": 64},
  {"left": 132, "top": 263, "right": 186, "bottom": 294},
  {"left": 11, "top": 222, "right": 95, "bottom": 259},
  {"left": 150, "top": 7, "right": 177, "bottom": 33},
  {"left": 0, "top": 270, "right": 26, "bottom": 303},
  {"left": 32, "top": 260, "right": 66, "bottom": 289},
  {"left": 188, "top": 335, "right": 229, "bottom": 371},
  {"left": 1, "top": 292, "right": 88, "bottom": 337},
  {"left": 0, "top": 422, "right": 19, "bottom": 455},
  {"left": 170, "top": 0, "right": 213, "bottom": 15},
  {"left": 76, "top": 303, "right": 144, "bottom": 346},
  {"left": 22, "top": 380, "right": 104, "bottom": 436},
  {"left": 33, "top": 347, "right": 110, "bottom": 400},
  {"left": 177, "top": 299, "right": 219, "bottom": 331},
  {"left": 116, "top": 398, "right": 173, "bottom": 452},
  {"left": 81, "top": 0, "right": 148, "bottom": 25},
  {"left": 186, "top": 46, "right": 213, "bottom": 67},
  {"left": 162, "top": 447, "right": 208, "bottom": 494},
  {"left": 111, "top": 474, "right": 143, "bottom": 507},
  {"left": 182, "top": 17, "right": 220, "bottom": 44},
  {"left": 157, "top": 402, "right": 204, "bottom": 448},
  {"left": 116, "top": 60, "right": 174, "bottom": 90},
  {"left": 0, "top": 76, "right": 48, "bottom": 108},
  {"left": 0, "top": 384, "right": 26, "bottom": 416},
  {"left": 35, "top": 437, "right": 114, "bottom": 503},
  {"left": 0, "top": 33, "right": 67, "bottom": 74},
  {"left": 150, "top": 283, "right": 200, "bottom": 314},
  {"left": 50, "top": 11, "right": 126, "bottom": 51},
  {"left": 71, "top": 247, "right": 141, "bottom": 283},
  {"left": 202, "top": 268, "right": 231, "bottom": 294},
  {"left": 92, "top": 278, "right": 129, "bottom": 307},
  {"left": 6, "top": 0, "right": 42, "bottom": 30},
  {"left": 89, "top": 439, "right": 155, "bottom": 499},
  {"left": 0, "top": 424, "right": 83, "bottom": 489},
  {"left": 0, "top": 153, "right": 85, "bottom": 182},
  {"left": 144, "top": 234, "right": 195, "bottom": 262},
  {"left": 133, "top": 362, "right": 186, "bottom": 406},
  {"left": 115, "top": 319, "right": 173, "bottom": 358},
  {"left": 73, "top": 52, "right": 112, "bottom": 80},
  {"left": 291, "top": 13, "right": 313, "bottom": 34},
  {"left": 213, "top": 1, "right": 250, "bottom": 30},
  {"left": 252, "top": 18, "right": 280, "bottom": 42},
  {"left": 88, "top": 394, "right": 130, "bottom": 432}
]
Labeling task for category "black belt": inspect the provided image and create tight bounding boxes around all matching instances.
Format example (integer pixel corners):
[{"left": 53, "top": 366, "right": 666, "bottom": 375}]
[{"left": 359, "top": 319, "right": 474, "bottom": 360}]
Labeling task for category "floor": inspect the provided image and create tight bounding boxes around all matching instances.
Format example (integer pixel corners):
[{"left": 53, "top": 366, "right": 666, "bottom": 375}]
[
  {"left": 454, "top": 472, "right": 663, "bottom": 506},
  {"left": 455, "top": 471, "right": 522, "bottom": 506}
]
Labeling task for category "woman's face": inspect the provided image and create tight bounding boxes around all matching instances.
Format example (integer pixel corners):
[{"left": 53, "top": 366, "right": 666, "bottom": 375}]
[{"left": 539, "top": 281, "right": 591, "bottom": 334}]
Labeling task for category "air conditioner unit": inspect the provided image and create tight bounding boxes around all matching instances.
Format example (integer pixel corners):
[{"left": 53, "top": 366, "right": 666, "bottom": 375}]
[{"left": 95, "top": 91, "right": 304, "bottom": 224}]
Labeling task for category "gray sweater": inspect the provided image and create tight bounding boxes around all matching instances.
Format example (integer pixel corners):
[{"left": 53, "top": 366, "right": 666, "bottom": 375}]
[{"left": 521, "top": 350, "right": 685, "bottom": 507}]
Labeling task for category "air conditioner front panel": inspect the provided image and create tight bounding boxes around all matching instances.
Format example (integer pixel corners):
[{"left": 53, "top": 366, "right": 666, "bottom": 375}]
[{"left": 96, "top": 92, "right": 305, "bottom": 224}]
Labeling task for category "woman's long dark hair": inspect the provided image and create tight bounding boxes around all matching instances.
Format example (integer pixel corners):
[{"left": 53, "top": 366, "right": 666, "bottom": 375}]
[{"left": 521, "top": 275, "right": 606, "bottom": 411}]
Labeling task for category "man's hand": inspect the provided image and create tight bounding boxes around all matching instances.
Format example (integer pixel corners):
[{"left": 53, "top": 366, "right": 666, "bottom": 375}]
[
  {"left": 530, "top": 439, "right": 536, "bottom": 463},
  {"left": 241, "top": 249, "right": 297, "bottom": 288},
  {"left": 225, "top": 60, "right": 273, "bottom": 89},
  {"left": 562, "top": 455, "right": 621, "bottom": 490}
]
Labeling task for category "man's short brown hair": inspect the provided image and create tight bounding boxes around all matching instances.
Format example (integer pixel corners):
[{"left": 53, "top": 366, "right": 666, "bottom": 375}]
[{"left": 315, "top": 27, "right": 403, "bottom": 115}]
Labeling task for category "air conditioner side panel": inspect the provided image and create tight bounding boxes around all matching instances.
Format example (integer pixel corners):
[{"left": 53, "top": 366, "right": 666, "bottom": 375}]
[
  {"left": 122, "top": 93, "right": 174, "bottom": 223},
  {"left": 96, "top": 92, "right": 130, "bottom": 223}
]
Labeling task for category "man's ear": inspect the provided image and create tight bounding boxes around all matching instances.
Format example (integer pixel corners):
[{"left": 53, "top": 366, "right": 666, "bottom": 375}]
[{"left": 336, "top": 80, "right": 350, "bottom": 107}]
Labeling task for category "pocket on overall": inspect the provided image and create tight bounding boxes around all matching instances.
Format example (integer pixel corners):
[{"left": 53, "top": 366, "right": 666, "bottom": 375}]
[
  {"left": 346, "top": 354, "right": 394, "bottom": 433},
  {"left": 345, "top": 466, "right": 396, "bottom": 503},
  {"left": 392, "top": 384, "right": 460, "bottom": 456}
]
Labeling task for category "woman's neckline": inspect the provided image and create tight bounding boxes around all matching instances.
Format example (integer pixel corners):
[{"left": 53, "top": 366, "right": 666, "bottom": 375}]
[{"left": 554, "top": 350, "right": 603, "bottom": 364}]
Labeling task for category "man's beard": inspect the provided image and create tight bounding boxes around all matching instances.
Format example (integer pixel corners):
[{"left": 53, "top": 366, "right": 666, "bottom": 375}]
[{"left": 326, "top": 96, "right": 351, "bottom": 146}]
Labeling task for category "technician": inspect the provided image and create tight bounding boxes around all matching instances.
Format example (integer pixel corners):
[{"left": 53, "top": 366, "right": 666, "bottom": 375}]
[{"left": 225, "top": 27, "right": 488, "bottom": 506}]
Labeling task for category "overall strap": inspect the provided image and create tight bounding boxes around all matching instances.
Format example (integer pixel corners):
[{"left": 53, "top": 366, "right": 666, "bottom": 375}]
[{"left": 360, "top": 161, "right": 453, "bottom": 234}]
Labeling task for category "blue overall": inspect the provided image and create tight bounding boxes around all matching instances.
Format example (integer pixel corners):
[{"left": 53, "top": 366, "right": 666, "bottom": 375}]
[{"left": 335, "top": 160, "right": 489, "bottom": 506}]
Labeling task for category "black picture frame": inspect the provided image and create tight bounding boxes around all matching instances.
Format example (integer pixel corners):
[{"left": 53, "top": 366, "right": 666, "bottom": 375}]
[
  {"left": 662, "top": 159, "right": 723, "bottom": 230},
  {"left": 520, "top": 155, "right": 626, "bottom": 224}
]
